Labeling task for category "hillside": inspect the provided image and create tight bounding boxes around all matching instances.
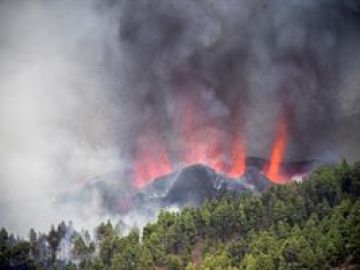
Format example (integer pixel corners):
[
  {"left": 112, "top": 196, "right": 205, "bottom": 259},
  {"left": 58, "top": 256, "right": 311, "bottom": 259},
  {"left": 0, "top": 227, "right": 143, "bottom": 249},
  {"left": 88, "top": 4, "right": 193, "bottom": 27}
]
[{"left": 1, "top": 161, "right": 360, "bottom": 269}]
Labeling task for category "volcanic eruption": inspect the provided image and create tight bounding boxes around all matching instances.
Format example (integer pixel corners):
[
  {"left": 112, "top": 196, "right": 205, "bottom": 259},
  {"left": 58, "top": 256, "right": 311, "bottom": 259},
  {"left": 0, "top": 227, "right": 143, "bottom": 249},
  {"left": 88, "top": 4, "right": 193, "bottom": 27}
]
[
  {"left": 2, "top": 0, "right": 360, "bottom": 237},
  {"left": 131, "top": 77, "right": 302, "bottom": 187},
  {"left": 47, "top": 0, "right": 360, "bottom": 221},
  {"left": 114, "top": 0, "right": 359, "bottom": 191},
  {"left": 132, "top": 109, "right": 301, "bottom": 189}
]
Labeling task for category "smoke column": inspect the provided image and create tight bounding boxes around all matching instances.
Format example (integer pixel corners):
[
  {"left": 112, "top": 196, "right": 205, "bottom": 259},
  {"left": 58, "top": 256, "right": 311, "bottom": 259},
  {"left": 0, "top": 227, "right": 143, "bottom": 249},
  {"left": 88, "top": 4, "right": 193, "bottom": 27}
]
[{"left": 1, "top": 0, "right": 360, "bottom": 234}]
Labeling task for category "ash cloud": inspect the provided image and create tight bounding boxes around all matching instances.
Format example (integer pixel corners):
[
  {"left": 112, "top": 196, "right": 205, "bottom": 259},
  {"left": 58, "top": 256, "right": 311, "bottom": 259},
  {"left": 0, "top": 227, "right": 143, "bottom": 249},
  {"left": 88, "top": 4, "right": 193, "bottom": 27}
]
[
  {"left": 1, "top": 0, "right": 360, "bottom": 234},
  {"left": 111, "top": 0, "right": 360, "bottom": 161},
  {"left": 0, "top": 0, "right": 126, "bottom": 234}
]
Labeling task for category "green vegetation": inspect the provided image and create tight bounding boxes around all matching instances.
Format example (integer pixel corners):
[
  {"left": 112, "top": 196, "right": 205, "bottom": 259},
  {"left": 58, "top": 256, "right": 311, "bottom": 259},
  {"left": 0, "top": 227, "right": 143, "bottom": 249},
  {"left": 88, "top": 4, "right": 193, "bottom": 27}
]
[{"left": 1, "top": 160, "right": 360, "bottom": 269}]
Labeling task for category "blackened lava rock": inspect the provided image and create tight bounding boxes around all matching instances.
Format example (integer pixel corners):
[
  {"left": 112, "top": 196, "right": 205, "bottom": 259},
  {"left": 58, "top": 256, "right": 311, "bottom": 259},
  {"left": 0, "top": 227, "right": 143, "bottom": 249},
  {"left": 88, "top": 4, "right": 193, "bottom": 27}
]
[
  {"left": 151, "top": 164, "right": 258, "bottom": 206},
  {"left": 57, "top": 158, "right": 319, "bottom": 217},
  {"left": 162, "top": 164, "right": 220, "bottom": 206}
]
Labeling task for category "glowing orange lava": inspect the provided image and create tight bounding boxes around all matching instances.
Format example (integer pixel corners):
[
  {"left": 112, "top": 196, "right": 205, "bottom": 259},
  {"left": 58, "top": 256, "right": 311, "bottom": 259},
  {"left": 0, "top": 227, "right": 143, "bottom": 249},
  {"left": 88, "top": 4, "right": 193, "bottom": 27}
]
[
  {"left": 133, "top": 132, "right": 172, "bottom": 188},
  {"left": 133, "top": 84, "right": 247, "bottom": 187},
  {"left": 175, "top": 94, "right": 224, "bottom": 170},
  {"left": 174, "top": 93, "right": 246, "bottom": 175},
  {"left": 265, "top": 118, "right": 288, "bottom": 184},
  {"left": 227, "top": 135, "right": 246, "bottom": 177}
]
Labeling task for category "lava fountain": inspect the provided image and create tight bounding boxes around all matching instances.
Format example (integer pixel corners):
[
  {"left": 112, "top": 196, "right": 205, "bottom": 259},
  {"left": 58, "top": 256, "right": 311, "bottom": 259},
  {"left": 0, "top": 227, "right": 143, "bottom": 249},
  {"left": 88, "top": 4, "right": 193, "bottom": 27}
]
[
  {"left": 226, "top": 134, "right": 246, "bottom": 177},
  {"left": 265, "top": 117, "right": 289, "bottom": 184},
  {"left": 132, "top": 88, "right": 247, "bottom": 186},
  {"left": 133, "top": 131, "right": 173, "bottom": 188}
]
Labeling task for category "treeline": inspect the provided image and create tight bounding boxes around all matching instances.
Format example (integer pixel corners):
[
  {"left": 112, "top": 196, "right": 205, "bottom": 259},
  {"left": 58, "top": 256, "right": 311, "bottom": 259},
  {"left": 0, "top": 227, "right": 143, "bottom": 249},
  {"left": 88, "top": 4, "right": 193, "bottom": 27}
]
[{"left": 1, "top": 161, "right": 360, "bottom": 269}]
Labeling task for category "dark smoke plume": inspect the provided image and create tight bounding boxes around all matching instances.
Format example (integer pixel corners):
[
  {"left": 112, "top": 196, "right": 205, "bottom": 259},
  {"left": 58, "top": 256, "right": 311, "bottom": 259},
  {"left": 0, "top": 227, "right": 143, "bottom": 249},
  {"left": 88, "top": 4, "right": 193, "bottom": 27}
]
[{"left": 104, "top": 0, "right": 360, "bottom": 163}]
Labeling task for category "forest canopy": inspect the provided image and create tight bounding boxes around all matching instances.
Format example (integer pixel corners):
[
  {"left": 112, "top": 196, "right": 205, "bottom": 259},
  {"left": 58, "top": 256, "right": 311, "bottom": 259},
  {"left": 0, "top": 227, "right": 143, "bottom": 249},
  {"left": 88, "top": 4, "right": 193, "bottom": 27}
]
[{"left": 1, "top": 160, "right": 360, "bottom": 270}]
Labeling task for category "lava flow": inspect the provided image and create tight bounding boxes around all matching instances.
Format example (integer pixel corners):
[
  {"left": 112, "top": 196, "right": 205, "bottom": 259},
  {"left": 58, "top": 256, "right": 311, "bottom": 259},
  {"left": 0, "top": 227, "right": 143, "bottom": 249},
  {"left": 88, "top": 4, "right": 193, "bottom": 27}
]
[{"left": 265, "top": 117, "right": 289, "bottom": 184}]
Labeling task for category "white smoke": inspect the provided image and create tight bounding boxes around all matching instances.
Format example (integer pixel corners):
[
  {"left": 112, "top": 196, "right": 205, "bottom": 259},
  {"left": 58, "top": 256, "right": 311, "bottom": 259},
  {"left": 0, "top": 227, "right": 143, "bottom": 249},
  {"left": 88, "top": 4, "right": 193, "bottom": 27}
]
[{"left": 0, "top": 1, "right": 124, "bottom": 235}]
